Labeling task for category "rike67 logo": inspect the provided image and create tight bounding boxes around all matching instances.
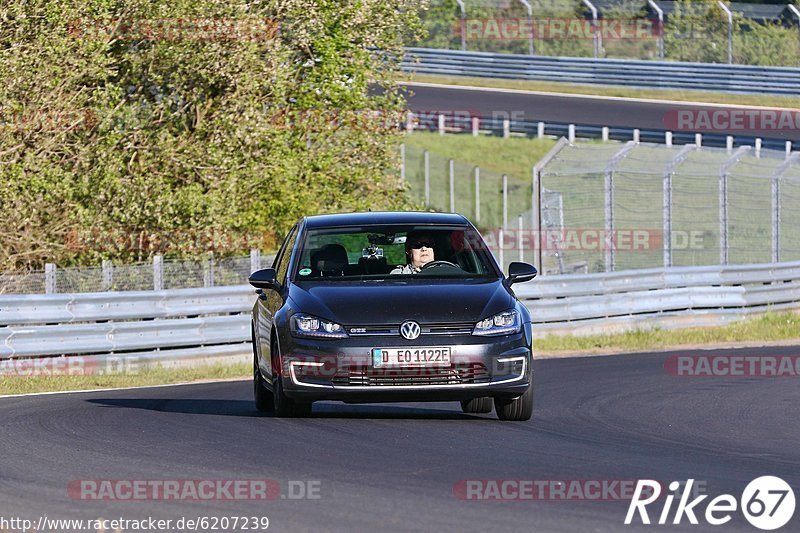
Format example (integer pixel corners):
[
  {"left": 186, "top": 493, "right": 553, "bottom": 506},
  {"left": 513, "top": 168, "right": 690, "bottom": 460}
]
[{"left": 626, "top": 477, "right": 795, "bottom": 530}]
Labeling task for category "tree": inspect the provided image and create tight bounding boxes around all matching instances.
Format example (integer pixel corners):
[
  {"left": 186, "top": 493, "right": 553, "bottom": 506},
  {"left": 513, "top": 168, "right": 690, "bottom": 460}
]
[{"left": 0, "top": 0, "right": 424, "bottom": 268}]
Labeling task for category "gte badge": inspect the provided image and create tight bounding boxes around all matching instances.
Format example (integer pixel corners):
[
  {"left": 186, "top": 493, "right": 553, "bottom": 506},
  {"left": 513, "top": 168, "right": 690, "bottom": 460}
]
[{"left": 625, "top": 477, "right": 796, "bottom": 530}]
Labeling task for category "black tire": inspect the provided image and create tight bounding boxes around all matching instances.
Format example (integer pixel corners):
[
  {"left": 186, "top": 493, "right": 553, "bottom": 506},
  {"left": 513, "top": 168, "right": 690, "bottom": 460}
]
[
  {"left": 253, "top": 326, "right": 274, "bottom": 413},
  {"left": 460, "top": 397, "right": 493, "bottom": 414},
  {"left": 254, "top": 356, "right": 275, "bottom": 413},
  {"left": 495, "top": 384, "right": 533, "bottom": 421}
]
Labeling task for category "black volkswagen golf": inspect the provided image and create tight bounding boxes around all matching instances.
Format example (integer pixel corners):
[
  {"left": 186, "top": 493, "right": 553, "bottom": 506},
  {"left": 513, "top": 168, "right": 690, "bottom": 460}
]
[{"left": 249, "top": 212, "right": 537, "bottom": 420}]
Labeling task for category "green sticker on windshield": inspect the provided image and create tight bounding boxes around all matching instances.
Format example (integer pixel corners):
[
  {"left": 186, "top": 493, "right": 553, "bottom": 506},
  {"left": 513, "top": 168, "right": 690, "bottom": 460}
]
[{"left": 299, "top": 268, "right": 312, "bottom": 276}]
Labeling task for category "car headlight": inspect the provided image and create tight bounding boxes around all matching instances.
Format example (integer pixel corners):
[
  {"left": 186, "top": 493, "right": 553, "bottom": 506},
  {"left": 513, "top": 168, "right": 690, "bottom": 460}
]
[
  {"left": 472, "top": 309, "right": 520, "bottom": 336},
  {"left": 291, "top": 313, "right": 348, "bottom": 339}
]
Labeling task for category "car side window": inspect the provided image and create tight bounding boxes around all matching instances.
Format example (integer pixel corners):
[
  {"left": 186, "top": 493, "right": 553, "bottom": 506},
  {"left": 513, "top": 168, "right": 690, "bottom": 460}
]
[{"left": 274, "top": 225, "right": 299, "bottom": 286}]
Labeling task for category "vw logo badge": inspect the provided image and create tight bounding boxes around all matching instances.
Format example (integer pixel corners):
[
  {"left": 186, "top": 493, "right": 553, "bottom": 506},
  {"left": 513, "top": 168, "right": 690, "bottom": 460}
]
[{"left": 399, "top": 320, "right": 421, "bottom": 340}]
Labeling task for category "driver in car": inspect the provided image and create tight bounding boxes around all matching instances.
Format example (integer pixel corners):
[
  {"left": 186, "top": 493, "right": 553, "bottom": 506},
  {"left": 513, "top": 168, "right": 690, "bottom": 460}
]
[{"left": 390, "top": 233, "right": 435, "bottom": 274}]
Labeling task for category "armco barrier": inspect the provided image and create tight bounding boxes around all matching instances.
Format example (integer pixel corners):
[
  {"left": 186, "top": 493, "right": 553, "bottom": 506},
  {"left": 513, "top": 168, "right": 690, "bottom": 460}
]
[
  {"left": 1, "top": 262, "right": 799, "bottom": 366},
  {"left": 402, "top": 48, "right": 800, "bottom": 96},
  {"left": 408, "top": 113, "right": 794, "bottom": 153}
]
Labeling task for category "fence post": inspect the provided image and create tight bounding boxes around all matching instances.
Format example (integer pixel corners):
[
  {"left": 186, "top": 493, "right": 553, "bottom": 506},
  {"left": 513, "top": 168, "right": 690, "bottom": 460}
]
[
  {"left": 400, "top": 143, "right": 405, "bottom": 182},
  {"left": 424, "top": 150, "right": 430, "bottom": 207},
  {"left": 405, "top": 112, "right": 414, "bottom": 133},
  {"left": 787, "top": 141, "right": 793, "bottom": 158},
  {"left": 604, "top": 142, "right": 636, "bottom": 272},
  {"left": 204, "top": 253, "right": 215, "bottom": 288},
  {"left": 250, "top": 249, "right": 261, "bottom": 273},
  {"left": 568, "top": 124, "right": 576, "bottom": 143},
  {"left": 633, "top": 129, "right": 640, "bottom": 143},
  {"left": 503, "top": 174, "right": 508, "bottom": 229},
  {"left": 771, "top": 153, "right": 800, "bottom": 262},
  {"left": 499, "top": 229, "right": 504, "bottom": 274},
  {"left": 720, "top": 146, "right": 749, "bottom": 265},
  {"left": 438, "top": 113, "right": 445, "bottom": 135},
  {"left": 518, "top": 215, "right": 524, "bottom": 263},
  {"left": 648, "top": 0, "right": 665, "bottom": 60},
  {"left": 537, "top": 122, "right": 545, "bottom": 139},
  {"left": 532, "top": 165, "right": 540, "bottom": 274},
  {"left": 153, "top": 255, "right": 163, "bottom": 291},
  {"left": 665, "top": 131, "right": 672, "bottom": 147},
  {"left": 718, "top": 0, "right": 733, "bottom": 64},
  {"left": 449, "top": 159, "right": 455, "bottom": 213},
  {"left": 602, "top": 126, "right": 609, "bottom": 142},
  {"left": 772, "top": 172, "right": 780, "bottom": 263},
  {"left": 755, "top": 138, "right": 762, "bottom": 158},
  {"left": 102, "top": 260, "right": 113, "bottom": 291},
  {"left": 605, "top": 170, "right": 614, "bottom": 271},
  {"left": 726, "top": 136, "right": 734, "bottom": 153},
  {"left": 474, "top": 166, "right": 481, "bottom": 222},
  {"left": 472, "top": 116, "right": 479, "bottom": 137},
  {"left": 45, "top": 263, "right": 56, "bottom": 294},
  {"left": 456, "top": 0, "right": 467, "bottom": 50},
  {"left": 503, "top": 119, "right": 510, "bottom": 139},
  {"left": 663, "top": 145, "right": 696, "bottom": 268},
  {"left": 695, "top": 133, "right": 702, "bottom": 147}
]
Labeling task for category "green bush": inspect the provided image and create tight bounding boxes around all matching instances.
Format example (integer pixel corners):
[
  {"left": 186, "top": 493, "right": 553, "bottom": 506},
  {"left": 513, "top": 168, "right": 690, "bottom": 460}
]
[{"left": 0, "top": 0, "right": 424, "bottom": 268}]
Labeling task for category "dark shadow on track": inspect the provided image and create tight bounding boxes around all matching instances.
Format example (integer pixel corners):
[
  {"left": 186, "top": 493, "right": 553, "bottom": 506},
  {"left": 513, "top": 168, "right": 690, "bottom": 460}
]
[{"left": 85, "top": 398, "right": 492, "bottom": 420}]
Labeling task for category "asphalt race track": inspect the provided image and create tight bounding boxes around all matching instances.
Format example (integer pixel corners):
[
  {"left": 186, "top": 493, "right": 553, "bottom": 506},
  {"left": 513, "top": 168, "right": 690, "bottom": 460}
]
[
  {"left": 403, "top": 83, "right": 800, "bottom": 142},
  {"left": 1, "top": 345, "right": 799, "bottom": 532}
]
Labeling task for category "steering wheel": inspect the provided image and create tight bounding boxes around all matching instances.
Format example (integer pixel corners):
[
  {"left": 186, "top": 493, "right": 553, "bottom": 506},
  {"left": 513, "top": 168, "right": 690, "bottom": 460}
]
[{"left": 420, "top": 260, "right": 460, "bottom": 270}]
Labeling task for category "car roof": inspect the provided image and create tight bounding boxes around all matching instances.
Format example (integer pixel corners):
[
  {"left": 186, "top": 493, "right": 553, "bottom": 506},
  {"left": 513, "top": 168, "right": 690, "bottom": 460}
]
[{"left": 302, "top": 211, "right": 469, "bottom": 229}]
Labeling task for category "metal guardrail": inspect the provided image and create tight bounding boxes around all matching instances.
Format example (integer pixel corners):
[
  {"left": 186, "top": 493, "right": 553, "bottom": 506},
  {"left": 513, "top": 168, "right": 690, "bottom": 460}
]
[
  {"left": 402, "top": 48, "right": 800, "bottom": 96},
  {"left": 409, "top": 113, "right": 796, "bottom": 153},
  {"left": 0, "top": 286, "right": 252, "bottom": 359},
  {"left": 1, "top": 261, "right": 799, "bottom": 364}
]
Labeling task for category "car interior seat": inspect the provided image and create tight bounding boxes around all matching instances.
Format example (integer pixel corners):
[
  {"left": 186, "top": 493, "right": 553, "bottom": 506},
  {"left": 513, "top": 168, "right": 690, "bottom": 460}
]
[{"left": 310, "top": 244, "right": 349, "bottom": 276}]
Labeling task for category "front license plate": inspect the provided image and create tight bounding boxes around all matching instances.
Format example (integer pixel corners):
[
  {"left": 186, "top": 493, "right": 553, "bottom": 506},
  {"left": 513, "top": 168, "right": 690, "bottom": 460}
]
[{"left": 372, "top": 347, "right": 452, "bottom": 368}]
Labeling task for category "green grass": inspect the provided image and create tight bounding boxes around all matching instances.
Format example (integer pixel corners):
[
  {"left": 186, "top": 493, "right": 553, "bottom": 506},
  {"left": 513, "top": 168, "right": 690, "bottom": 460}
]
[
  {"left": 535, "top": 312, "right": 800, "bottom": 356},
  {"left": 405, "top": 74, "right": 800, "bottom": 109},
  {"left": 0, "top": 362, "right": 250, "bottom": 396},
  {"left": 403, "top": 132, "right": 556, "bottom": 240},
  {"left": 404, "top": 130, "right": 556, "bottom": 180}
]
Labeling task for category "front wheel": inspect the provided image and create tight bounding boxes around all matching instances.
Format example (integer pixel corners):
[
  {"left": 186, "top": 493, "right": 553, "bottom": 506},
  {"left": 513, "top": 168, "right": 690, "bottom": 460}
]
[
  {"left": 271, "top": 341, "right": 313, "bottom": 418},
  {"left": 495, "top": 384, "right": 533, "bottom": 421},
  {"left": 460, "top": 397, "right": 493, "bottom": 414},
  {"left": 272, "top": 373, "right": 312, "bottom": 417},
  {"left": 254, "top": 355, "right": 274, "bottom": 413}
]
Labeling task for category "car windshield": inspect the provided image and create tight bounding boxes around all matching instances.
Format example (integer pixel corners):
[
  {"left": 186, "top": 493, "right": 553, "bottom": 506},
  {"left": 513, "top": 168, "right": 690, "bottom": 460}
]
[{"left": 293, "top": 225, "right": 498, "bottom": 281}]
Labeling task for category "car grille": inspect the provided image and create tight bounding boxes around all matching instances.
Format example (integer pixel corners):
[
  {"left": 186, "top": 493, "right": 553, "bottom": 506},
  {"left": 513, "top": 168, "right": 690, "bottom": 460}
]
[
  {"left": 331, "top": 363, "right": 489, "bottom": 387},
  {"left": 346, "top": 321, "right": 474, "bottom": 336}
]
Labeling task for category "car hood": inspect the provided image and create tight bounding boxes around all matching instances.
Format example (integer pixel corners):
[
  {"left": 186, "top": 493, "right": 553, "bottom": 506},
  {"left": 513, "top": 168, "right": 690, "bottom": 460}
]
[{"left": 288, "top": 279, "right": 513, "bottom": 325}]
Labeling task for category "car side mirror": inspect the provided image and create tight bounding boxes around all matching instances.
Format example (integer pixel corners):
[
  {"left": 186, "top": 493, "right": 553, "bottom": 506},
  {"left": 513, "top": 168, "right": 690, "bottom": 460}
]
[
  {"left": 507, "top": 262, "right": 537, "bottom": 285},
  {"left": 249, "top": 268, "right": 281, "bottom": 291}
]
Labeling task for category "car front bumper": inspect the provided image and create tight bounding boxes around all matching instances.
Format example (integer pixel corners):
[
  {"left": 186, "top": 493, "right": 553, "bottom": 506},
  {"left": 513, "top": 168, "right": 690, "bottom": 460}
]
[{"left": 277, "top": 330, "right": 533, "bottom": 403}]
